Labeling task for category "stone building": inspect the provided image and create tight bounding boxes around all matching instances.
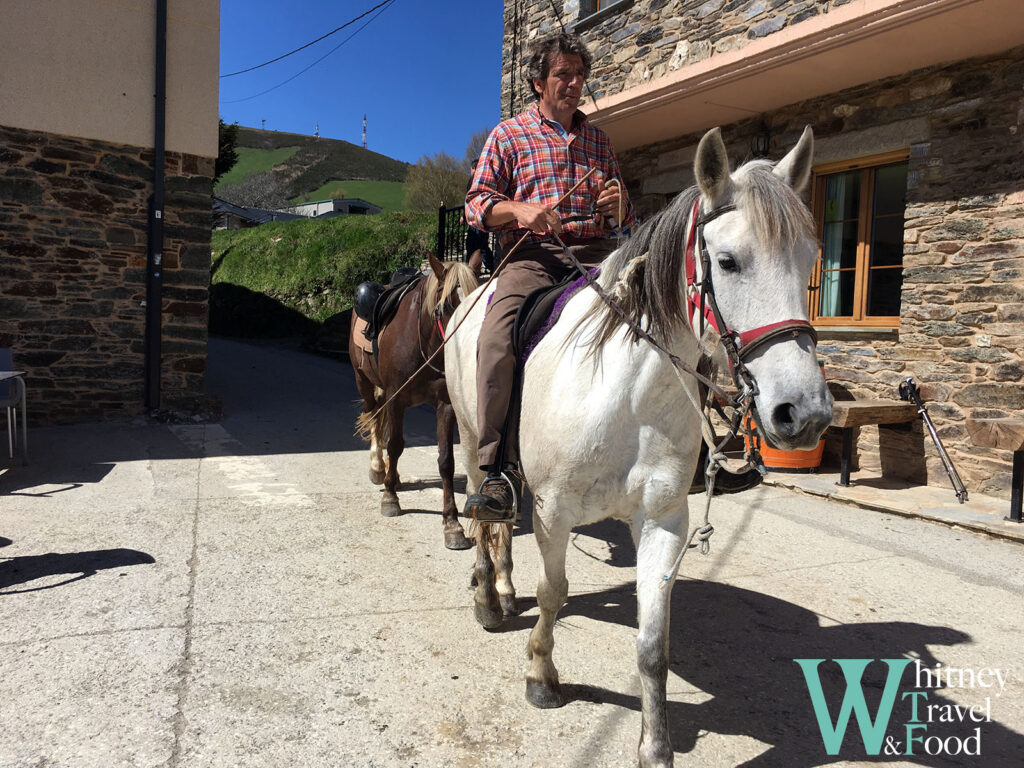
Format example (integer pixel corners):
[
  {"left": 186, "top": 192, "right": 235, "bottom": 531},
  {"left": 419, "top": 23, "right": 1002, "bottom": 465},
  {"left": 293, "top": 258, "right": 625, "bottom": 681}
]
[
  {"left": 500, "top": 0, "right": 1024, "bottom": 499},
  {"left": 1, "top": 1, "right": 219, "bottom": 424}
]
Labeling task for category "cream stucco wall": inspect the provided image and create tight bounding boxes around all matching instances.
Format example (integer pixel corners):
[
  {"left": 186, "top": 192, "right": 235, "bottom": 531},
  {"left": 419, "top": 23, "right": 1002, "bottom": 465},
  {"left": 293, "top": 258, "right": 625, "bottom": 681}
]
[{"left": 0, "top": 0, "right": 219, "bottom": 158}]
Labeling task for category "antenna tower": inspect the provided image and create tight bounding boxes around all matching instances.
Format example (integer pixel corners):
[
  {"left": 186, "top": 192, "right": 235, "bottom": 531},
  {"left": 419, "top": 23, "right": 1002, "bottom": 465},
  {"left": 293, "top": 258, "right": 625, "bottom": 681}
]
[{"left": 362, "top": 114, "right": 367, "bottom": 149}]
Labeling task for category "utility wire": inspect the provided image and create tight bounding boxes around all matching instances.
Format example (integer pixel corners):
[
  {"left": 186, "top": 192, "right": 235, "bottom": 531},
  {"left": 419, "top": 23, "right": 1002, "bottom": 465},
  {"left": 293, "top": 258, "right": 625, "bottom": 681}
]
[
  {"left": 222, "top": 0, "right": 396, "bottom": 104},
  {"left": 220, "top": 0, "right": 394, "bottom": 78}
]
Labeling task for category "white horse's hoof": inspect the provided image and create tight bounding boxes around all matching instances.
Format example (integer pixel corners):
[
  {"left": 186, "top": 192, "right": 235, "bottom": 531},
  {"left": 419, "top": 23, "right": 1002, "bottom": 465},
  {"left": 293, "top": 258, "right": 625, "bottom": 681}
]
[
  {"left": 369, "top": 468, "right": 385, "bottom": 485},
  {"left": 526, "top": 678, "right": 565, "bottom": 709}
]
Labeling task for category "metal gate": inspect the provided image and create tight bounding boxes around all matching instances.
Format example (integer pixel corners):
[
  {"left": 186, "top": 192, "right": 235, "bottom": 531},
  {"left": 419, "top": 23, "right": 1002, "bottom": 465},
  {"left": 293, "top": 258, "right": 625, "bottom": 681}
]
[{"left": 436, "top": 204, "right": 498, "bottom": 275}]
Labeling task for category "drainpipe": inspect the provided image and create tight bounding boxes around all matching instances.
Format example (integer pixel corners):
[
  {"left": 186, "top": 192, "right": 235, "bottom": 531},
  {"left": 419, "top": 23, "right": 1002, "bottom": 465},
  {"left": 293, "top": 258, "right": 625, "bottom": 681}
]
[{"left": 145, "top": 0, "right": 167, "bottom": 411}]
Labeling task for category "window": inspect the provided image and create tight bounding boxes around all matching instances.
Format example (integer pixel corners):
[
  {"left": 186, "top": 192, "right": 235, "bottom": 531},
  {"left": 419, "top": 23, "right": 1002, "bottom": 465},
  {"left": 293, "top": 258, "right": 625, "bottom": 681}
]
[
  {"left": 575, "top": 0, "right": 634, "bottom": 32},
  {"left": 809, "top": 151, "right": 909, "bottom": 328}
]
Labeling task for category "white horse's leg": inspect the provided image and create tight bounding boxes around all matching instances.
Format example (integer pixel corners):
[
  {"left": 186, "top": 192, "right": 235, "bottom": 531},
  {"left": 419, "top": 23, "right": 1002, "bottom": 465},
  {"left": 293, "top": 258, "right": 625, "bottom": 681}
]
[
  {"left": 525, "top": 517, "right": 571, "bottom": 709},
  {"left": 635, "top": 510, "right": 686, "bottom": 768}
]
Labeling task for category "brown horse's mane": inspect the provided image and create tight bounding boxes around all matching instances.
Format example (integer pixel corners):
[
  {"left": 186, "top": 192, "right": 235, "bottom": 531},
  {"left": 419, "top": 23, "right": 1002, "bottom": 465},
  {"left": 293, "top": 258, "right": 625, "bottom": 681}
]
[{"left": 422, "top": 261, "right": 479, "bottom": 320}]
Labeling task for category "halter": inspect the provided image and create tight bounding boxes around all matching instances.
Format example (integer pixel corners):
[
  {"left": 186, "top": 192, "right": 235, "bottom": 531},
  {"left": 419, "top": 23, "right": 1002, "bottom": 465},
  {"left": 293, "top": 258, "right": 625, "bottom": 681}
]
[{"left": 683, "top": 199, "right": 818, "bottom": 394}]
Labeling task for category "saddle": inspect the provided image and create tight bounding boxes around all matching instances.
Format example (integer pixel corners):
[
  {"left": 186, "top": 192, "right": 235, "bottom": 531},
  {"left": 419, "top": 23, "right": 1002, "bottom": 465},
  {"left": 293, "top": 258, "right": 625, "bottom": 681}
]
[{"left": 355, "top": 269, "right": 423, "bottom": 359}]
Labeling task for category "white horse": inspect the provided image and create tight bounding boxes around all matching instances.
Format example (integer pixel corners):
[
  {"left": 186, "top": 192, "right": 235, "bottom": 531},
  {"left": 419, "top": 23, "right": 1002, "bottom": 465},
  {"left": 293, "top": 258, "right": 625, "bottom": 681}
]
[{"left": 445, "top": 126, "right": 833, "bottom": 767}]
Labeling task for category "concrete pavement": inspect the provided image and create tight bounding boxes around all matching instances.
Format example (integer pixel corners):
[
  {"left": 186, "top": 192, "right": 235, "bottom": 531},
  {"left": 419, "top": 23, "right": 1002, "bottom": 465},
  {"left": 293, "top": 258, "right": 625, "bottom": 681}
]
[{"left": 2, "top": 337, "right": 1023, "bottom": 767}]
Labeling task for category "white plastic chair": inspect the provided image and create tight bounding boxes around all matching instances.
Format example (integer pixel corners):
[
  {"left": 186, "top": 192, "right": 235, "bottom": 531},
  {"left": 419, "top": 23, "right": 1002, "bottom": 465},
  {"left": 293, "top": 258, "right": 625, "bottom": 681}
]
[{"left": 0, "top": 347, "right": 28, "bottom": 464}]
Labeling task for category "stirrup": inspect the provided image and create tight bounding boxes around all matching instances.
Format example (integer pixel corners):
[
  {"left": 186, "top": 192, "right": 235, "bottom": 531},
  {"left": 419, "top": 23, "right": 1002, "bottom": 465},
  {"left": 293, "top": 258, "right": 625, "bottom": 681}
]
[
  {"left": 478, "top": 470, "right": 519, "bottom": 515},
  {"left": 466, "top": 470, "right": 519, "bottom": 523}
]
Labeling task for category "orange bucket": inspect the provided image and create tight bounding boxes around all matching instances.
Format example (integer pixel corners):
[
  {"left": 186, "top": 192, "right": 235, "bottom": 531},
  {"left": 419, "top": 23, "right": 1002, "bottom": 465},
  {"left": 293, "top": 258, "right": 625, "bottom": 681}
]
[{"left": 744, "top": 416, "right": 824, "bottom": 472}]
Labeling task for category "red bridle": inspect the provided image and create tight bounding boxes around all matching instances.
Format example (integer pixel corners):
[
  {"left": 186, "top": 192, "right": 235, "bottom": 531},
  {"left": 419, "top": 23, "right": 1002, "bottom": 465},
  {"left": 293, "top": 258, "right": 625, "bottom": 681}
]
[{"left": 683, "top": 200, "right": 817, "bottom": 380}]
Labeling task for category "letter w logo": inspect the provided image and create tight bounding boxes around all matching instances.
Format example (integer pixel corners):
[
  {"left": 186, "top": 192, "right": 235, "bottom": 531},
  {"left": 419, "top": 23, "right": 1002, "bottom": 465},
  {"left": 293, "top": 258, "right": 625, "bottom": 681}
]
[{"left": 794, "top": 659, "right": 911, "bottom": 756}]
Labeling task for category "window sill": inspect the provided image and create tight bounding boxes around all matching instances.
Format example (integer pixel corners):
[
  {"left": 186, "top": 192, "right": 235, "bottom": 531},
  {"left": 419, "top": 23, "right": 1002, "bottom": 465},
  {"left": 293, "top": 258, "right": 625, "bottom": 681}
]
[
  {"left": 573, "top": 0, "right": 635, "bottom": 33},
  {"left": 815, "top": 326, "right": 899, "bottom": 342}
]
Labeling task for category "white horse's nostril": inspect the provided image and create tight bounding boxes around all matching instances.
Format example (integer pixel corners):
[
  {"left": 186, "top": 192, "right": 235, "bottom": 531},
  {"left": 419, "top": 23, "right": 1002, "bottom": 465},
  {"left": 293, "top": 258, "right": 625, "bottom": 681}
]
[{"left": 772, "top": 402, "right": 798, "bottom": 434}]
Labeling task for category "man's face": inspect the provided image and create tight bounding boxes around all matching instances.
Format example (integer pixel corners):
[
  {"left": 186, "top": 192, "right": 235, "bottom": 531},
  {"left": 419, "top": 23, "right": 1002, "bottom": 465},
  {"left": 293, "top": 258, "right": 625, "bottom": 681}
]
[{"left": 534, "top": 53, "right": 585, "bottom": 115}]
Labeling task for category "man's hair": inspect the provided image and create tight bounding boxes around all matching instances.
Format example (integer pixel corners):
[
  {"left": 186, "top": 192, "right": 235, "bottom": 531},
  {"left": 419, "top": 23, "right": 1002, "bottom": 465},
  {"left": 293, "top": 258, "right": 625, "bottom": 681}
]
[{"left": 525, "top": 33, "right": 592, "bottom": 101}]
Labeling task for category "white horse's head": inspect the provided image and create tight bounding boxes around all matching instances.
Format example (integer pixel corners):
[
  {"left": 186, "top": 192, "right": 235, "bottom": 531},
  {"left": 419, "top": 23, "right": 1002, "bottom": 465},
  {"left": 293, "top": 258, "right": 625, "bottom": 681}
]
[{"left": 694, "top": 126, "right": 832, "bottom": 450}]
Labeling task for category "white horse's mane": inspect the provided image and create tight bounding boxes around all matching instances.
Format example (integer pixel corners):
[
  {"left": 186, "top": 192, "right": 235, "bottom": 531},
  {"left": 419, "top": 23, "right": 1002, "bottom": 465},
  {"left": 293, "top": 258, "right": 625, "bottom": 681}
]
[{"left": 589, "top": 161, "right": 815, "bottom": 349}]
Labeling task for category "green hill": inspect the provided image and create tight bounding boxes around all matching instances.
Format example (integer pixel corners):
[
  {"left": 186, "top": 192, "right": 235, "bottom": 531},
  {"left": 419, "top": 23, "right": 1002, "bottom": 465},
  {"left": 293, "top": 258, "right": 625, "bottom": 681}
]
[
  {"left": 215, "top": 126, "right": 410, "bottom": 208},
  {"left": 210, "top": 211, "right": 433, "bottom": 334}
]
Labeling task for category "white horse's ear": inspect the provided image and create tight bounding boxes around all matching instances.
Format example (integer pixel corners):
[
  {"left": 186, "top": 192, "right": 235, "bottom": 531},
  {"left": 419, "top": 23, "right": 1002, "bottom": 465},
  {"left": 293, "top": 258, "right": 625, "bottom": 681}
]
[
  {"left": 695, "top": 127, "right": 732, "bottom": 206},
  {"left": 774, "top": 126, "right": 814, "bottom": 194}
]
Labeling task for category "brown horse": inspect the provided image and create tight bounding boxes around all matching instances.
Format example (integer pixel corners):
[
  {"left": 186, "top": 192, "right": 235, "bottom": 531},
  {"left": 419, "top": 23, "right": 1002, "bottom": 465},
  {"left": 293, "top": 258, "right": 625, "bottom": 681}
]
[{"left": 350, "top": 252, "right": 481, "bottom": 550}]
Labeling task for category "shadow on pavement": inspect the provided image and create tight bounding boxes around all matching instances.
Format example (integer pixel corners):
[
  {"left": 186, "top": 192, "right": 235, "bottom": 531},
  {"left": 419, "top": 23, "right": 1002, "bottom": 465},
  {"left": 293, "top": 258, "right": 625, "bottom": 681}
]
[
  {"left": 0, "top": 337, "right": 444, "bottom": 495},
  {"left": 554, "top": 580, "right": 1021, "bottom": 767},
  {"left": 0, "top": 547, "right": 155, "bottom": 594}
]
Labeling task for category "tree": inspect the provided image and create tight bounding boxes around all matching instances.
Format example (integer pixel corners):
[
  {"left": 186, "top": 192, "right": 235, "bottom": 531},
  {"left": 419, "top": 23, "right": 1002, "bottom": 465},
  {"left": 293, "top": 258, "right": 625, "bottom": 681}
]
[
  {"left": 405, "top": 152, "right": 469, "bottom": 211},
  {"left": 214, "top": 119, "right": 240, "bottom": 185},
  {"left": 463, "top": 127, "right": 492, "bottom": 172}
]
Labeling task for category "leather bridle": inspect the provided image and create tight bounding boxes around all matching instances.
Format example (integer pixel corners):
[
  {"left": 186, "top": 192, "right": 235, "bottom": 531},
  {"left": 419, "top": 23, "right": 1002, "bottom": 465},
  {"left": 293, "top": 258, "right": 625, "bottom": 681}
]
[{"left": 684, "top": 199, "right": 817, "bottom": 395}]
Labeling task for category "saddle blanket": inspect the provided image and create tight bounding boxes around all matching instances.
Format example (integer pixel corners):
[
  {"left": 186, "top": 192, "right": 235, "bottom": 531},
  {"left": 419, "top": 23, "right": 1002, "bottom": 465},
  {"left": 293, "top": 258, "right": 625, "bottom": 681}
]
[
  {"left": 515, "top": 267, "right": 598, "bottom": 366},
  {"left": 351, "top": 315, "right": 374, "bottom": 355}
]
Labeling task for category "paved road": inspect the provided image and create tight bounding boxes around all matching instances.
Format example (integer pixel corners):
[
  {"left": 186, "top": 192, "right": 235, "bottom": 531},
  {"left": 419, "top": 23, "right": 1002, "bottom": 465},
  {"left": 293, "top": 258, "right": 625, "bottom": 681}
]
[{"left": 2, "top": 338, "right": 1022, "bottom": 767}]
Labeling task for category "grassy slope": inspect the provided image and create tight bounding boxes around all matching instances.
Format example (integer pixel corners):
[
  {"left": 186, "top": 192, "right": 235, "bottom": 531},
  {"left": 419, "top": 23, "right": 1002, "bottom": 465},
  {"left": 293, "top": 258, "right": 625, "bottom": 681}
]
[
  {"left": 211, "top": 211, "right": 434, "bottom": 325},
  {"left": 224, "top": 126, "right": 410, "bottom": 200},
  {"left": 294, "top": 180, "right": 409, "bottom": 211},
  {"left": 215, "top": 146, "right": 299, "bottom": 190}
]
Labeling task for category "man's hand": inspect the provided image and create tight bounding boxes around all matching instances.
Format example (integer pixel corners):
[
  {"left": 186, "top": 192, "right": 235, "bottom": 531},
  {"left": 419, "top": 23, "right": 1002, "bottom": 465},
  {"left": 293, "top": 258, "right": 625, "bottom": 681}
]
[
  {"left": 485, "top": 200, "right": 561, "bottom": 235},
  {"left": 514, "top": 201, "right": 562, "bottom": 235},
  {"left": 594, "top": 178, "right": 626, "bottom": 223}
]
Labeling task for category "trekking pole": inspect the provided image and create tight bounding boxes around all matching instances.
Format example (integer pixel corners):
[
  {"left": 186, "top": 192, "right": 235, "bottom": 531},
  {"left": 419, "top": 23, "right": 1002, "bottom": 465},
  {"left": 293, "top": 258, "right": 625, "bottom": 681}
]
[{"left": 898, "top": 377, "right": 968, "bottom": 503}]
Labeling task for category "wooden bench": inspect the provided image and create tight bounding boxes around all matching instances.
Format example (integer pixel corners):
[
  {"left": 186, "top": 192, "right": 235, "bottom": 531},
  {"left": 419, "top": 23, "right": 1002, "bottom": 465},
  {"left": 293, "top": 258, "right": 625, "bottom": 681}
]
[
  {"left": 966, "top": 418, "right": 1024, "bottom": 523},
  {"left": 830, "top": 400, "right": 919, "bottom": 487}
]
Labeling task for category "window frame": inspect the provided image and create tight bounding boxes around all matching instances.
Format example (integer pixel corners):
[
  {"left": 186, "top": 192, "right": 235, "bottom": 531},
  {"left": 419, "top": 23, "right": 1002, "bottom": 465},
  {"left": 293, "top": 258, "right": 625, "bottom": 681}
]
[
  {"left": 574, "top": 0, "right": 634, "bottom": 33},
  {"left": 809, "top": 149, "right": 910, "bottom": 330}
]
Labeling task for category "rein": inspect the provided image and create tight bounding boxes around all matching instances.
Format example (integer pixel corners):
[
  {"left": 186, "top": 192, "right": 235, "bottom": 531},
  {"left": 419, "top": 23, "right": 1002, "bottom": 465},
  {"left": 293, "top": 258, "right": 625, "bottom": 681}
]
[{"left": 415, "top": 278, "right": 445, "bottom": 376}]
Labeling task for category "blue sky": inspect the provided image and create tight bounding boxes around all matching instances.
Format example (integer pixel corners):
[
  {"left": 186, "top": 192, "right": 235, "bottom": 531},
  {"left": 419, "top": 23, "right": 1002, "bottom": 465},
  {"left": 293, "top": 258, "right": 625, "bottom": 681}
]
[{"left": 218, "top": 0, "right": 504, "bottom": 164}]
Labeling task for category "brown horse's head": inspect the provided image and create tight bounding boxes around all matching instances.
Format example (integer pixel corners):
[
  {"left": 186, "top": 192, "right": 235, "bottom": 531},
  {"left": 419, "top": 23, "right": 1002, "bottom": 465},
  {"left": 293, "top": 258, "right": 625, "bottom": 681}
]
[{"left": 423, "top": 251, "right": 481, "bottom": 322}]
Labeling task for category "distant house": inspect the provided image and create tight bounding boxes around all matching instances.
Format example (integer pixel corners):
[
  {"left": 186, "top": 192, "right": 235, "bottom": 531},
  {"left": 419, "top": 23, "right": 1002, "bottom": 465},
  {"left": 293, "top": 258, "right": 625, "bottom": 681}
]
[
  {"left": 286, "top": 198, "right": 383, "bottom": 218},
  {"left": 213, "top": 198, "right": 304, "bottom": 230}
]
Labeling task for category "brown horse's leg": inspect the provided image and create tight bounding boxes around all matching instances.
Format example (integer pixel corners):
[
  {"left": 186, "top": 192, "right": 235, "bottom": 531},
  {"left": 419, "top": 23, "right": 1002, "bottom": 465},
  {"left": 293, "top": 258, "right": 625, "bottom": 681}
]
[
  {"left": 380, "top": 401, "right": 404, "bottom": 517},
  {"left": 472, "top": 523, "right": 504, "bottom": 630},
  {"left": 494, "top": 522, "right": 518, "bottom": 615},
  {"left": 354, "top": 371, "right": 385, "bottom": 485},
  {"left": 437, "top": 403, "right": 471, "bottom": 550}
]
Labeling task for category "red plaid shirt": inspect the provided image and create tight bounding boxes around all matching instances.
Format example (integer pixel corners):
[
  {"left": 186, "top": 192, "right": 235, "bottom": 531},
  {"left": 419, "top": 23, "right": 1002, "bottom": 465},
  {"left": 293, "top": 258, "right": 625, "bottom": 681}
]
[{"left": 466, "top": 103, "right": 636, "bottom": 249}]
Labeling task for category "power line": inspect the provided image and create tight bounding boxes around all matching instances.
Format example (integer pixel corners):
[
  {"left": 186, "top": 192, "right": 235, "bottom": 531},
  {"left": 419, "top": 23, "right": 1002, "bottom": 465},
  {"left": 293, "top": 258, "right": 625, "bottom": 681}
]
[
  {"left": 222, "top": 0, "right": 396, "bottom": 105},
  {"left": 220, "top": 0, "right": 394, "bottom": 78}
]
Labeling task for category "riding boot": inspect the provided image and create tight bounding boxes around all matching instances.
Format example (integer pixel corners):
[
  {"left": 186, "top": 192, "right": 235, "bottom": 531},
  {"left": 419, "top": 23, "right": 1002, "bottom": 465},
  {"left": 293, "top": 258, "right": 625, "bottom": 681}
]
[{"left": 465, "top": 465, "right": 521, "bottom": 522}]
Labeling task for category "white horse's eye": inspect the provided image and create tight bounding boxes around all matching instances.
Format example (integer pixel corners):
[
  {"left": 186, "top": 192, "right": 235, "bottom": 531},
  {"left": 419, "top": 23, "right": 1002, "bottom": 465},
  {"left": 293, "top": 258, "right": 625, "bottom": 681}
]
[{"left": 717, "top": 253, "right": 739, "bottom": 273}]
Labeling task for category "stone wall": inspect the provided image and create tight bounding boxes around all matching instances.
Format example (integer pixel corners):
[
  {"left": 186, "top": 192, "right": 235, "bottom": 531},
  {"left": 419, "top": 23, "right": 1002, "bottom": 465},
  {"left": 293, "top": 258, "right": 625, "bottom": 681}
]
[
  {"left": 622, "top": 49, "right": 1024, "bottom": 499},
  {"left": 501, "top": 0, "right": 848, "bottom": 118},
  {"left": 0, "top": 125, "right": 212, "bottom": 424}
]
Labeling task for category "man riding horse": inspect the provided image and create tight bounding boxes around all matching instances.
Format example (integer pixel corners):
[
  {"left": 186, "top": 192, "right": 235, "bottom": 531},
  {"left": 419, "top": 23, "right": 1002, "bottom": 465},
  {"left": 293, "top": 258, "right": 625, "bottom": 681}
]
[{"left": 464, "top": 32, "right": 759, "bottom": 522}]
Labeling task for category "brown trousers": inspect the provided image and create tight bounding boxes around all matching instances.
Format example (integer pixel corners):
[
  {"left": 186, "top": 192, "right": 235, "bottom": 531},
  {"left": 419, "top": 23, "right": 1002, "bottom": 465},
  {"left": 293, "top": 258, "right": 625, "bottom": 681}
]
[{"left": 476, "top": 239, "right": 617, "bottom": 470}]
